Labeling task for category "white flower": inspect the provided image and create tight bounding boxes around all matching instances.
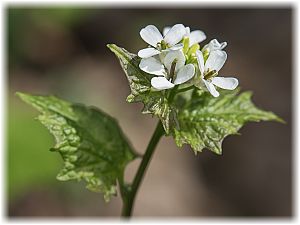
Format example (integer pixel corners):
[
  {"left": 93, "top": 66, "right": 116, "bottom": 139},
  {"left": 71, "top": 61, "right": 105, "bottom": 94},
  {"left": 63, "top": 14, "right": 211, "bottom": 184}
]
[
  {"left": 139, "top": 50, "right": 195, "bottom": 90},
  {"left": 138, "top": 24, "right": 186, "bottom": 59},
  {"left": 202, "top": 39, "right": 227, "bottom": 52},
  {"left": 163, "top": 26, "right": 206, "bottom": 47},
  {"left": 195, "top": 49, "right": 238, "bottom": 97}
]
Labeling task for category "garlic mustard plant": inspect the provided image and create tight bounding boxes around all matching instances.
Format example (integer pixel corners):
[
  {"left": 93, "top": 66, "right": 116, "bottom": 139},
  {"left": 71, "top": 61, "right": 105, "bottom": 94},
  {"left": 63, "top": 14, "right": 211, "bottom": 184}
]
[{"left": 17, "top": 23, "right": 283, "bottom": 218}]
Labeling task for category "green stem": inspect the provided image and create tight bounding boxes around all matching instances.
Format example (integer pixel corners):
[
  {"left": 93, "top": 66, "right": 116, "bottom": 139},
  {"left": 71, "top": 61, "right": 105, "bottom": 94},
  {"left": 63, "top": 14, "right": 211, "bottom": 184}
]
[
  {"left": 167, "top": 85, "right": 194, "bottom": 104},
  {"left": 177, "top": 85, "right": 194, "bottom": 94},
  {"left": 168, "top": 85, "right": 179, "bottom": 103},
  {"left": 121, "top": 121, "right": 164, "bottom": 218}
]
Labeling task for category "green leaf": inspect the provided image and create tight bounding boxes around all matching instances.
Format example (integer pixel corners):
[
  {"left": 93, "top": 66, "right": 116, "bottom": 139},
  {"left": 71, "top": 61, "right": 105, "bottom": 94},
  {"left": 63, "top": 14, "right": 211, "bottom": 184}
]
[
  {"left": 107, "top": 44, "right": 151, "bottom": 102},
  {"left": 173, "top": 89, "right": 283, "bottom": 155},
  {"left": 17, "top": 92, "right": 137, "bottom": 202},
  {"left": 107, "top": 44, "right": 176, "bottom": 134}
]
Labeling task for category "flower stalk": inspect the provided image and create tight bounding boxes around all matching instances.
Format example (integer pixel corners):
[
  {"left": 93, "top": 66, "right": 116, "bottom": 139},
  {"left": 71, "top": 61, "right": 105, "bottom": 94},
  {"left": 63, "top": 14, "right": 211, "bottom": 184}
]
[{"left": 121, "top": 121, "right": 165, "bottom": 218}]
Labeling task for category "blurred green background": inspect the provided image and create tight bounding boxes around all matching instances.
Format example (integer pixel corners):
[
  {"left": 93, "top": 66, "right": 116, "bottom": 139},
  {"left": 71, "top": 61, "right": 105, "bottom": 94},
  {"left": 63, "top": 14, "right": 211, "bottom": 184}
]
[{"left": 7, "top": 7, "right": 292, "bottom": 217}]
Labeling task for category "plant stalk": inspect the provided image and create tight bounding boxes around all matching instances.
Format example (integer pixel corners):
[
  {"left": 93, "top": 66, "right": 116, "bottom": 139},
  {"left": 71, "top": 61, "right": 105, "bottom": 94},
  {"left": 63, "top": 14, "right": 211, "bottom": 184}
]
[
  {"left": 177, "top": 85, "right": 194, "bottom": 94},
  {"left": 121, "top": 121, "right": 164, "bottom": 218}
]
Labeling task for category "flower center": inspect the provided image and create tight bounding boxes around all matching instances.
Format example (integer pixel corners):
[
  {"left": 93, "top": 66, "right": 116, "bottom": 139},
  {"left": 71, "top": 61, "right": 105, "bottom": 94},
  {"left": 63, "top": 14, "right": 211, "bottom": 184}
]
[
  {"left": 204, "top": 69, "right": 218, "bottom": 80},
  {"left": 157, "top": 40, "right": 169, "bottom": 50},
  {"left": 168, "top": 59, "right": 177, "bottom": 81}
]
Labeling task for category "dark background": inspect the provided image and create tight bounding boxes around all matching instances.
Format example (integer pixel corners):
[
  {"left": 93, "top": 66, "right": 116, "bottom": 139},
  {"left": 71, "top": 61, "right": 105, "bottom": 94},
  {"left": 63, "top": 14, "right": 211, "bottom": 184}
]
[{"left": 7, "top": 7, "right": 292, "bottom": 217}]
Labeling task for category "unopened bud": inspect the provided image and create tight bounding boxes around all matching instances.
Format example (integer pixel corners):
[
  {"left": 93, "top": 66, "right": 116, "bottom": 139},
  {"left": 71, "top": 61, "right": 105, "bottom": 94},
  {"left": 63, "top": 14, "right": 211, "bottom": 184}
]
[{"left": 187, "top": 43, "right": 200, "bottom": 56}]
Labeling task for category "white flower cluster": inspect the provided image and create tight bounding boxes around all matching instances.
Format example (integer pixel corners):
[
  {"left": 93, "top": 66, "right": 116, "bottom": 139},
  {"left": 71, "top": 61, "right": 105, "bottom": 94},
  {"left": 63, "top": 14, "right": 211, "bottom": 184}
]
[{"left": 138, "top": 24, "right": 238, "bottom": 97}]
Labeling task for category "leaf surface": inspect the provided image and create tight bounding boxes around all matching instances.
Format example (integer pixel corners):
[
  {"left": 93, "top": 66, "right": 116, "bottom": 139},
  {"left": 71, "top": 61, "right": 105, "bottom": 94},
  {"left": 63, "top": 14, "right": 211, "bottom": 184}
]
[
  {"left": 173, "top": 89, "right": 283, "bottom": 154},
  {"left": 17, "top": 92, "right": 137, "bottom": 201}
]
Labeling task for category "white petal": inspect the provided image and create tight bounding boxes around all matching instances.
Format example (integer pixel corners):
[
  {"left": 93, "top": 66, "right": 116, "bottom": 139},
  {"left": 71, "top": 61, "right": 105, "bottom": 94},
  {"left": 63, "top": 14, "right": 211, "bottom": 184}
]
[
  {"left": 185, "top": 27, "right": 191, "bottom": 36},
  {"left": 140, "top": 25, "right": 163, "bottom": 47},
  {"left": 205, "top": 50, "right": 227, "bottom": 72},
  {"left": 169, "top": 43, "right": 184, "bottom": 50},
  {"left": 164, "top": 24, "right": 186, "bottom": 46},
  {"left": 151, "top": 77, "right": 175, "bottom": 90},
  {"left": 211, "top": 77, "right": 239, "bottom": 90},
  {"left": 220, "top": 42, "right": 227, "bottom": 49},
  {"left": 196, "top": 50, "right": 205, "bottom": 74},
  {"left": 139, "top": 57, "right": 165, "bottom": 76},
  {"left": 210, "top": 39, "right": 227, "bottom": 50},
  {"left": 203, "top": 79, "right": 219, "bottom": 97},
  {"left": 203, "top": 39, "right": 227, "bottom": 52},
  {"left": 173, "top": 64, "right": 195, "bottom": 85},
  {"left": 163, "top": 26, "right": 171, "bottom": 36},
  {"left": 138, "top": 48, "right": 161, "bottom": 58},
  {"left": 202, "top": 43, "right": 209, "bottom": 52},
  {"left": 210, "top": 39, "right": 222, "bottom": 49},
  {"left": 160, "top": 43, "right": 183, "bottom": 54},
  {"left": 163, "top": 50, "right": 185, "bottom": 73},
  {"left": 189, "top": 30, "right": 206, "bottom": 46}
]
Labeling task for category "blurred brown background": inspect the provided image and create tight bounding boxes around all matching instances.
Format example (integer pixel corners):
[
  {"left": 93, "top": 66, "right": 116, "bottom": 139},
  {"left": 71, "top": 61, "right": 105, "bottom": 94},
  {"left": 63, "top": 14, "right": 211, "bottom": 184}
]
[{"left": 7, "top": 7, "right": 292, "bottom": 217}]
